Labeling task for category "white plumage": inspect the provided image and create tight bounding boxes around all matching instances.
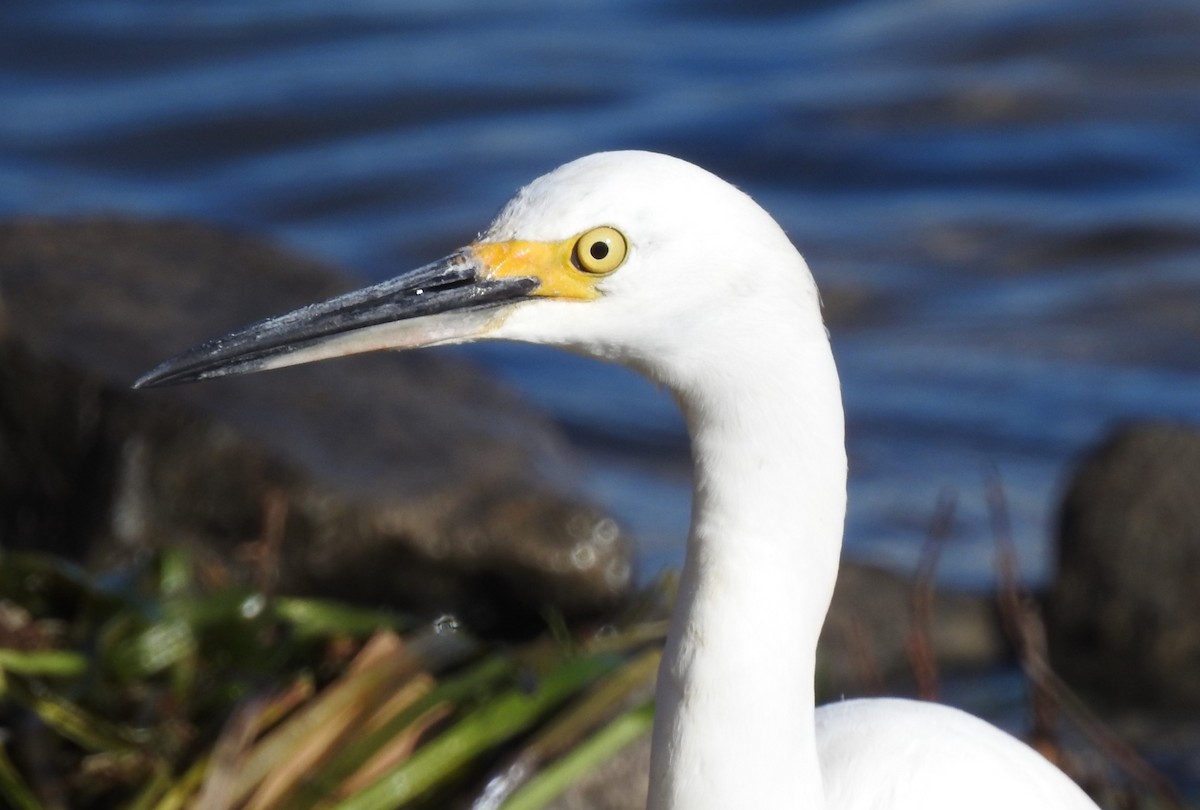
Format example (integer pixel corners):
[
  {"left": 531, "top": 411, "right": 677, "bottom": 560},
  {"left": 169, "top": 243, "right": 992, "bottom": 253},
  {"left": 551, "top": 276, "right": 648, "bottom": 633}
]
[{"left": 138, "top": 150, "right": 1100, "bottom": 809}]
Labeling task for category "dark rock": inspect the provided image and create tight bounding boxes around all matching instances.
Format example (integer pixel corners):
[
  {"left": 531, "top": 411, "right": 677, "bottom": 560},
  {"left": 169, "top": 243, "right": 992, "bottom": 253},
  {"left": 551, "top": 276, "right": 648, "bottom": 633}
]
[
  {"left": 0, "top": 217, "right": 634, "bottom": 633},
  {"left": 1049, "top": 421, "right": 1200, "bottom": 709}
]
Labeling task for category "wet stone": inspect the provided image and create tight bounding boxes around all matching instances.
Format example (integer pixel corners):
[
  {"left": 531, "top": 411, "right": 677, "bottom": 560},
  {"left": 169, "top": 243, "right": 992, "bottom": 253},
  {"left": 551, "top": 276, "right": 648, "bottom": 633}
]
[
  {"left": 0, "top": 216, "right": 635, "bottom": 635},
  {"left": 1049, "top": 421, "right": 1200, "bottom": 710}
]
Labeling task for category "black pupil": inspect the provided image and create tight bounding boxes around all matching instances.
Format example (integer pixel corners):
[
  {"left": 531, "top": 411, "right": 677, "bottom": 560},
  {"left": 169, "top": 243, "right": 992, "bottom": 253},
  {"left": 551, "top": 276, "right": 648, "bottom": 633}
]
[{"left": 589, "top": 241, "right": 609, "bottom": 261}]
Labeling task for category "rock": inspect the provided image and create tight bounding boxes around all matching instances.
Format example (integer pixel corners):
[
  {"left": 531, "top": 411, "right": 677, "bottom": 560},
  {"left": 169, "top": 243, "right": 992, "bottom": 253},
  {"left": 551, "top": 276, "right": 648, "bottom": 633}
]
[
  {"left": 1049, "top": 421, "right": 1200, "bottom": 709},
  {"left": 0, "top": 217, "right": 634, "bottom": 633}
]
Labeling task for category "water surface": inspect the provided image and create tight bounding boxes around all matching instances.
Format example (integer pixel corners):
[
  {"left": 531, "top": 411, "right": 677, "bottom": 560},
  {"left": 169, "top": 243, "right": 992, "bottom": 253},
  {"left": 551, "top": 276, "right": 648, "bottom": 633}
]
[{"left": 2, "top": 0, "right": 1198, "bottom": 587}]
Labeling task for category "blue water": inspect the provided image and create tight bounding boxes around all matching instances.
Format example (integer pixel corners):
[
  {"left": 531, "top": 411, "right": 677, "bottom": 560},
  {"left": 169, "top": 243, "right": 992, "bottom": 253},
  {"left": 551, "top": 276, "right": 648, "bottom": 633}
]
[{"left": 3, "top": 0, "right": 1199, "bottom": 587}]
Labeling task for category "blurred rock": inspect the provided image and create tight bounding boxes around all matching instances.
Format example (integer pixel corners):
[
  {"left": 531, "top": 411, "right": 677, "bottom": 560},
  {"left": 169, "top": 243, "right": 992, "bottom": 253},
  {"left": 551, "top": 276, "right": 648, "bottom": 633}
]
[
  {"left": 1049, "top": 421, "right": 1200, "bottom": 709},
  {"left": 0, "top": 217, "right": 634, "bottom": 634}
]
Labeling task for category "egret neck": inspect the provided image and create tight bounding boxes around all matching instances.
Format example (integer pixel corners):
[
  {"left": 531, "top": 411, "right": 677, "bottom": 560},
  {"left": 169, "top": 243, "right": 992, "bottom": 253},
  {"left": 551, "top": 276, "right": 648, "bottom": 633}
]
[{"left": 648, "top": 318, "right": 846, "bottom": 810}]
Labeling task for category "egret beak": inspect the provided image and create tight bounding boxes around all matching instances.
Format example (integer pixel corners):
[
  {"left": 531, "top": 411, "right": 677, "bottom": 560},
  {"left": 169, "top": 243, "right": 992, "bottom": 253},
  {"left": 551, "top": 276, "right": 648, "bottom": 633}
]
[{"left": 133, "top": 248, "right": 539, "bottom": 388}]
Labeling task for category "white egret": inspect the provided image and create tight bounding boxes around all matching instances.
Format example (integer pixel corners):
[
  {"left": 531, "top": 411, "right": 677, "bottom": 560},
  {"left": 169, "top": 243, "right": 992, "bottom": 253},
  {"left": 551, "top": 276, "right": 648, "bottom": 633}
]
[{"left": 137, "top": 151, "right": 1099, "bottom": 809}]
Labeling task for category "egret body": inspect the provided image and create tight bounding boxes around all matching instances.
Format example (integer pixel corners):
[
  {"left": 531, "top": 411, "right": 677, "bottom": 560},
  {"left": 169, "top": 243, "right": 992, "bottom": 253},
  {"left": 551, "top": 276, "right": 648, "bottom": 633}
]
[{"left": 137, "top": 151, "right": 1099, "bottom": 809}]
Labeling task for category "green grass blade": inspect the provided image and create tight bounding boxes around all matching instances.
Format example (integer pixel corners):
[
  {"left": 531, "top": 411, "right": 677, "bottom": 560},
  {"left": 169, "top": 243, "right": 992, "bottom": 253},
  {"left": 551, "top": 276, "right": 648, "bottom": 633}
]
[
  {"left": 0, "top": 649, "right": 86, "bottom": 678},
  {"left": 0, "top": 743, "right": 43, "bottom": 810},
  {"left": 298, "top": 655, "right": 515, "bottom": 804},
  {"left": 3, "top": 677, "right": 153, "bottom": 751},
  {"left": 514, "top": 648, "right": 659, "bottom": 764},
  {"left": 332, "top": 653, "right": 616, "bottom": 810},
  {"left": 501, "top": 702, "right": 655, "bottom": 810},
  {"left": 273, "top": 597, "right": 410, "bottom": 639},
  {"left": 107, "top": 616, "right": 197, "bottom": 680},
  {"left": 471, "top": 648, "right": 659, "bottom": 808},
  {"left": 143, "top": 755, "right": 210, "bottom": 810}
]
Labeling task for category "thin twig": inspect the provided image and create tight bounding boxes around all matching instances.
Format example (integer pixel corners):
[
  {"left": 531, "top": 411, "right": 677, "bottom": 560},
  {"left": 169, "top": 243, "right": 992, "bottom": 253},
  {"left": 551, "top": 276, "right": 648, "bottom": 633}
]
[
  {"left": 906, "top": 489, "right": 957, "bottom": 701},
  {"left": 984, "top": 475, "right": 1056, "bottom": 746},
  {"left": 236, "top": 487, "right": 288, "bottom": 596}
]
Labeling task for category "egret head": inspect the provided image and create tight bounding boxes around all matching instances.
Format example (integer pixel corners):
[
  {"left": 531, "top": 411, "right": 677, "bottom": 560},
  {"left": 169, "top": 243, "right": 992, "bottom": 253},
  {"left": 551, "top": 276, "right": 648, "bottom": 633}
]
[{"left": 135, "top": 151, "right": 822, "bottom": 392}]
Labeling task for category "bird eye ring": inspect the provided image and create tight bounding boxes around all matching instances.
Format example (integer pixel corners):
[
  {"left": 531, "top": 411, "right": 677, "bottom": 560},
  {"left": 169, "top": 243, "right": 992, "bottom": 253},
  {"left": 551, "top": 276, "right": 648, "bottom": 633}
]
[{"left": 573, "top": 227, "right": 627, "bottom": 275}]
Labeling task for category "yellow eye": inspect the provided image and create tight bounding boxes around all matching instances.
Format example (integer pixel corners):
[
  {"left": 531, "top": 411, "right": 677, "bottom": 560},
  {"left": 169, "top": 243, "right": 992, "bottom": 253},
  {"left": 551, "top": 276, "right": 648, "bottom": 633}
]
[{"left": 573, "top": 226, "right": 627, "bottom": 275}]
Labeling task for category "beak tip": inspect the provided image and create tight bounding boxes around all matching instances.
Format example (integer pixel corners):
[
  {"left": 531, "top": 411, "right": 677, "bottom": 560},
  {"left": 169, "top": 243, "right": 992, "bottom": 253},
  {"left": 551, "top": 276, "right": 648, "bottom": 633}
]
[
  {"left": 132, "top": 359, "right": 240, "bottom": 390},
  {"left": 131, "top": 367, "right": 171, "bottom": 389}
]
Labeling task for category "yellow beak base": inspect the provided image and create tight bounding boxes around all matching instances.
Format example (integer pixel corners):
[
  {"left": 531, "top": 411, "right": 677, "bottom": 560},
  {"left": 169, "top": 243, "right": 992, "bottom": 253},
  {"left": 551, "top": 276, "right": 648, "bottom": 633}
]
[{"left": 472, "top": 238, "right": 603, "bottom": 301}]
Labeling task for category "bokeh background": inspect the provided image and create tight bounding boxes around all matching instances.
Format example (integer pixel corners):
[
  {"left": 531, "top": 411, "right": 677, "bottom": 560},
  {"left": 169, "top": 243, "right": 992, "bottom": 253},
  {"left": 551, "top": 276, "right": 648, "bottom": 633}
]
[{"left": 2, "top": 0, "right": 1198, "bottom": 588}]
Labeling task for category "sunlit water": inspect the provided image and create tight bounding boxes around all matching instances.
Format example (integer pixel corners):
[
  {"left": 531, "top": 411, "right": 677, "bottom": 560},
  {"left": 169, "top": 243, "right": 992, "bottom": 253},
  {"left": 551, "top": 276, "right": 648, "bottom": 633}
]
[{"left": 2, "top": 0, "right": 1198, "bottom": 591}]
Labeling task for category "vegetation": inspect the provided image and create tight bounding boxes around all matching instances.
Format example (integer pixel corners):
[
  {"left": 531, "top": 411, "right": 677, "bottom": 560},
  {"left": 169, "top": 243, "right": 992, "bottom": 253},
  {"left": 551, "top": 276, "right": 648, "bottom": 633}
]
[
  {"left": 0, "top": 549, "right": 665, "bottom": 810},
  {"left": 0, "top": 488, "right": 1188, "bottom": 809}
]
